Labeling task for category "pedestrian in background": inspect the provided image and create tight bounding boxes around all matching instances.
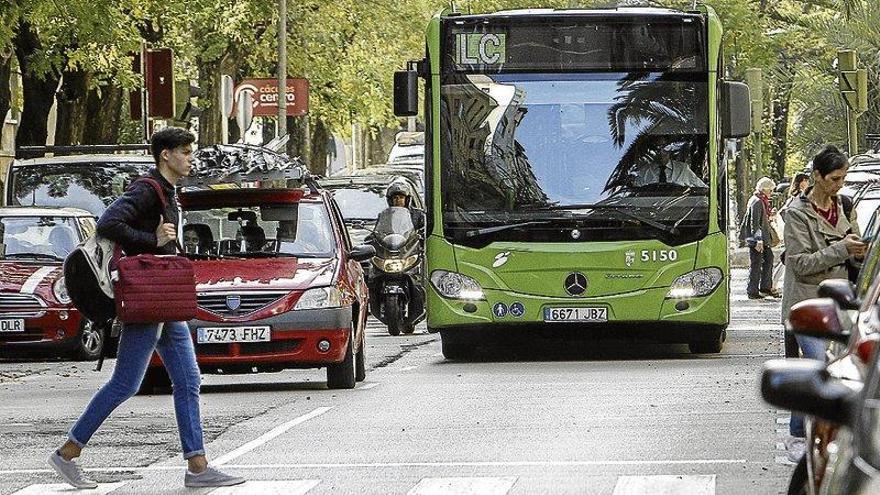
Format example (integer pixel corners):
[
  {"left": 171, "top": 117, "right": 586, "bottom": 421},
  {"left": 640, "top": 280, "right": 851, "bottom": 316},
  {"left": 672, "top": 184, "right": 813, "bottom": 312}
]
[
  {"left": 778, "top": 172, "right": 810, "bottom": 220},
  {"left": 741, "top": 176, "right": 780, "bottom": 299},
  {"left": 780, "top": 144, "right": 866, "bottom": 462},
  {"left": 48, "top": 128, "right": 245, "bottom": 489},
  {"left": 775, "top": 171, "right": 810, "bottom": 358}
]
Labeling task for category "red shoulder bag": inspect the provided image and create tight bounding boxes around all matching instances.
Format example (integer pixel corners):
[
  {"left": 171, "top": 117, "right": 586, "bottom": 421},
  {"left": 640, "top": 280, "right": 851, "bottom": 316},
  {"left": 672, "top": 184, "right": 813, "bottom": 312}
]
[{"left": 112, "top": 178, "right": 197, "bottom": 324}]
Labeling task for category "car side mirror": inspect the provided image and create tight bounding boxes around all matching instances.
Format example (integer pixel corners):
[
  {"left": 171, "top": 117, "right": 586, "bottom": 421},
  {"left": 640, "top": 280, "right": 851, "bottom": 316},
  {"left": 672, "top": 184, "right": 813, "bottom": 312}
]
[
  {"left": 817, "top": 279, "right": 861, "bottom": 310},
  {"left": 761, "top": 359, "right": 859, "bottom": 427},
  {"left": 787, "top": 297, "right": 850, "bottom": 343},
  {"left": 350, "top": 244, "right": 376, "bottom": 262},
  {"left": 721, "top": 81, "right": 751, "bottom": 138}
]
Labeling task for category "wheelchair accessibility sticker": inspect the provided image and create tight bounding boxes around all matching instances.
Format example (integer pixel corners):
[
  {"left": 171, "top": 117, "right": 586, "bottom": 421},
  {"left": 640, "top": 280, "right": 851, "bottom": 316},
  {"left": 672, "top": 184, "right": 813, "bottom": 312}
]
[{"left": 509, "top": 302, "right": 525, "bottom": 318}]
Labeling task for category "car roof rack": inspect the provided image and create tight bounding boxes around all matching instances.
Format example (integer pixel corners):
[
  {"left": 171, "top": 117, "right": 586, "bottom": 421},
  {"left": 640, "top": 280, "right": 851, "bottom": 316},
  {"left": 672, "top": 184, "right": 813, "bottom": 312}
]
[
  {"left": 15, "top": 144, "right": 151, "bottom": 159},
  {"left": 181, "top": 143, "right": 320, "bottom": 194}
]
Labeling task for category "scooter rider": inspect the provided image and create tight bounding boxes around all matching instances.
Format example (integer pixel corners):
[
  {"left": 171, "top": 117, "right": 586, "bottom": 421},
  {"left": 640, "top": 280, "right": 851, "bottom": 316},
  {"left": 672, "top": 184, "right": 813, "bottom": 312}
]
[{"left": 384, "top": 182, "right": 425, "bottom": 230}]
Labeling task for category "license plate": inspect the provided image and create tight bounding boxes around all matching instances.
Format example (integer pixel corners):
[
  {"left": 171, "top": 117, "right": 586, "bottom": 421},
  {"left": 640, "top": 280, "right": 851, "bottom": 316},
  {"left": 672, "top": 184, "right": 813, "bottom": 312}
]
[
  {"left": 0, "top": 319, "right": 25, "bottom": 332},
  {"left": 543, "top": 307, "right": 608, "bottom": 322},
  {"left": 196, "top": 326, "right": 270, "bottom": 344}
]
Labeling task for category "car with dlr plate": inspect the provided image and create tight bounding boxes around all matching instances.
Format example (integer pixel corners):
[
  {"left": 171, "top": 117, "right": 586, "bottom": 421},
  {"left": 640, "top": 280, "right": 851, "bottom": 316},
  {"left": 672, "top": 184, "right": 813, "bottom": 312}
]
[
  {"left": 139, "top": 147, "right": 374, "bottom": 393},
  {"left": 0, "top": 206, "right": 106, "bottom": 360}
]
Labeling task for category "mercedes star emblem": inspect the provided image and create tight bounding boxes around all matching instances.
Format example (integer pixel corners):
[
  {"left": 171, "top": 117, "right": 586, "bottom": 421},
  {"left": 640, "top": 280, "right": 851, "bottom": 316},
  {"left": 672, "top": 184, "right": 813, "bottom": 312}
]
[{"left": 564, "top": 272, "right": 588, "bottom": 296}]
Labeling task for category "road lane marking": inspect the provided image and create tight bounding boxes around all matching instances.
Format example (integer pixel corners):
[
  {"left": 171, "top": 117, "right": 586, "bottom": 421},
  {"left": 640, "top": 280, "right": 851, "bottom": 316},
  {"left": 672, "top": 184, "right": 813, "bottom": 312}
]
[
  {"left": 209, "top": 480, "right": 320, "bottom": 494},
  {"left": 213, "top": 407, "right": 333, "bottom": 466},
  {"left": 10, "top": 482, "right": 127, "bottom": 495},
  {"left": 358, "top": 382, "right": 379, "bottom": 390},
  {"left": 398, "top": 366, "right": 418, "bottom": 372},
  {"left": 407, "top": 477, "right": 517, "bottom": 495},
  {"left": 612, "top": 475, "right": 715, "bottom": 495},
  {"left": 0, "top": 458, "right": 751, "bottom": 475}
]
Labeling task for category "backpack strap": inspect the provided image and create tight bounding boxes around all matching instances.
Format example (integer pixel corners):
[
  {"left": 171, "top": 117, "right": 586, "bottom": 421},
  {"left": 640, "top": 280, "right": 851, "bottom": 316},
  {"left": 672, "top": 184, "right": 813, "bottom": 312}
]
[{"left": 121, "top": 177, "right": 184, "bottom": 254}]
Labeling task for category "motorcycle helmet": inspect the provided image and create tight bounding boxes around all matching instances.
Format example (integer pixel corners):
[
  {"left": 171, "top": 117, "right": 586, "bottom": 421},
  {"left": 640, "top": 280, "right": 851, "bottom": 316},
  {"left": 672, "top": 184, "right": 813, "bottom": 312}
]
[{"left": 385, "top": 182, "right": 412, "bottom": 207}]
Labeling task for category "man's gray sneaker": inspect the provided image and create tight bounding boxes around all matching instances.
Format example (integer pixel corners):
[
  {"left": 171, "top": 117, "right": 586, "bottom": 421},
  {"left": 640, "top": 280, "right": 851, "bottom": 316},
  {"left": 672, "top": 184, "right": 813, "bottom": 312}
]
[
  {"left": 49, "top": 451, "right": 99, "bottom": 489},
  {"left": 184, "top": 466, "right": 245, "bottom": 488}
]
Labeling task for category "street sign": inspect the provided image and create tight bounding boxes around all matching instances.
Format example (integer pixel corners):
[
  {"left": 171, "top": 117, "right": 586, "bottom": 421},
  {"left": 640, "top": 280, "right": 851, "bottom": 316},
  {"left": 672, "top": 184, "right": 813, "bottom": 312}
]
[
  {"left": 130, "top": 48, "right": 175, "bottom": 120},
  {"left": 236, "top": 91, "right": 254, "bottom": 132},
  {"left": 221, "top": 75, "right": 235, "bottom": 118},
  {"left": 233, "top": 78, "right": 309, "bottom": 117}
]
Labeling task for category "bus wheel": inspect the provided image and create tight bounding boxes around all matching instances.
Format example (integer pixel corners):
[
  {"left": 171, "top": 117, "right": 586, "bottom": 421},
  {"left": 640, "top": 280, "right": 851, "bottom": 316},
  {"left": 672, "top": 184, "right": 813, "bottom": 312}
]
[
  {"left": 688, "top": 327, "right": 726, "bottom": 354},
  {"left": 441, "top": 330, "right": 471, "bottom": 360}
]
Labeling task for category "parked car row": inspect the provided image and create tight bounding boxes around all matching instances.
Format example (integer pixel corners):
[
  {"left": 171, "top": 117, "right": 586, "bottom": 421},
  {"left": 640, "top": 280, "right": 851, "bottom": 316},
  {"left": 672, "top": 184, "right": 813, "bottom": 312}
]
[{"left": 762, "top": 192, "right": 880, "bottom": 494}]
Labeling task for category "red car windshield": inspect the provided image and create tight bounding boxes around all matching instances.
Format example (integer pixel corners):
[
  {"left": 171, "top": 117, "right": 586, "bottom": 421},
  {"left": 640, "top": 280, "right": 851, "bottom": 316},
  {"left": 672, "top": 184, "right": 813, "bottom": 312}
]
[{"left": 1, "top": 216, "right": 80, "bottom": 260}]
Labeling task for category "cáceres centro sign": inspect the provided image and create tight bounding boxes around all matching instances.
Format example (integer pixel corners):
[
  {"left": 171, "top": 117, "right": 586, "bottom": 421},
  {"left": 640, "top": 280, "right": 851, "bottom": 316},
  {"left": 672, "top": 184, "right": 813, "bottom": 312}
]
[{"left": 233, "top": 78, "right": 309, "bottom": 117}]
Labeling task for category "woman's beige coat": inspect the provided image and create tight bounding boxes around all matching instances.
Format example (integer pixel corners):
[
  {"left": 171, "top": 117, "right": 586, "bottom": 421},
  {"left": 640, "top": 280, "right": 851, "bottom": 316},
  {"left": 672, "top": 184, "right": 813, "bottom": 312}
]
[{"left": 781, "top": 191, "right": 859, "bottom": 323}]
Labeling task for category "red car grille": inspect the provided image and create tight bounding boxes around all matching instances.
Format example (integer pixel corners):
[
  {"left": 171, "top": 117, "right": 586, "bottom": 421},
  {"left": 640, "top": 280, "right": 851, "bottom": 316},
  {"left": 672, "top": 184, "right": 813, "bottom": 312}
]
[
  {"left": 195, "top": 340, "right": 301, "bottom": 356},
  {"left": 197, "top": 292, "right": 289, "bottom": 317},
  {"left": 0, "top": 293, "right": 47, "bottom": 318}
]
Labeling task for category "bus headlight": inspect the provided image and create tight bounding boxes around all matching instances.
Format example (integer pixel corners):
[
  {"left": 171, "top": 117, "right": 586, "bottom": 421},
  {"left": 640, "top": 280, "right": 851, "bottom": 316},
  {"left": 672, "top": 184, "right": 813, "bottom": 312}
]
[
  {"left": 430, "top": 270, "right": 485, "bottom": 300},
  {"left": 372, "top": 255, "right": 419, "bottom": 273},
  {"left": 666, "top": 268, "right": 723, "bottom": 299},
  {"left": 294, "top": 287, "right": 343, "bottom": 310},
  {"left": 53, "top": 277, "right": 71, "bottom": 304}
]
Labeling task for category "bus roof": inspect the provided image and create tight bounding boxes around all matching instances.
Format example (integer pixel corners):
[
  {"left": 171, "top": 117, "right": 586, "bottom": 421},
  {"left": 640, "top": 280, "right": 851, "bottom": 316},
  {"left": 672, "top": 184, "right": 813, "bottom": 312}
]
[{"left": 448, "top": 7, "right": 696, "bottom": 19}]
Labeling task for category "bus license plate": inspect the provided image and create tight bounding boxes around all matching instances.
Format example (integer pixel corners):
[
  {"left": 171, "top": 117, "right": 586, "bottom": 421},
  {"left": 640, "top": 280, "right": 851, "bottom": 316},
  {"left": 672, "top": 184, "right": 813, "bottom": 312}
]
[
  {"left": 543, "top": 307, "right": 607, "bottom": 323},
  {"left": 197, "top": 326, "right": 270, "bottom": 344},
  {"left": 0, "top": 319, "right": 25, "bottom": 332}
]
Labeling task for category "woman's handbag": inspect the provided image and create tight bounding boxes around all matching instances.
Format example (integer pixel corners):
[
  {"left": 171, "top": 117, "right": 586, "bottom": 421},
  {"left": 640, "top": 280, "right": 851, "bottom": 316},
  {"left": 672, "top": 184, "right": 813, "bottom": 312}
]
[{"left": 111, "top": 178, "right": 197, "bottom": 324}]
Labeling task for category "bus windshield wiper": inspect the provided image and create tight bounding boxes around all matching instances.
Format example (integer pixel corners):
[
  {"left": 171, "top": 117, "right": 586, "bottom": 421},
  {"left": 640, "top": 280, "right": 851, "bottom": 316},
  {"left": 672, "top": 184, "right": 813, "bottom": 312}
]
[
  {"left": 462, "top": 220, "right": 555, "bottom": 238},
  {"left": 536, "top": 204, "right": 679, "bottom": 236}
]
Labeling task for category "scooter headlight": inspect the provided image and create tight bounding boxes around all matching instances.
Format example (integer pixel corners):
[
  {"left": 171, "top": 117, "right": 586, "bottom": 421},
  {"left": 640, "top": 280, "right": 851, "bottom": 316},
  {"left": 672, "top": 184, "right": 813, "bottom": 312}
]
[
  {"left": 430, "top": 270, "right": 485, "bottom": 300},
  {"left": 372, "top": 255, "right": 419, "bottom": 274},
  {"left": 666, "top": 268, "right": 723, "bottom": 299},
  {"left": 294, "top": 287, "right": 343, "bottom": 310}
]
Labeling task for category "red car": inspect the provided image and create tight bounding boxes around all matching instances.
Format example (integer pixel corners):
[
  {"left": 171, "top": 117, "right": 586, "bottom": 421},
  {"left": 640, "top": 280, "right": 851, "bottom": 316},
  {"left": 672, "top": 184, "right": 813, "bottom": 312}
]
[
  {"left": 139, "top": 183, "right": 375, "bottom": 393},
  {"left": 0, "top": 206, "right": 105, "bottom": 360}
]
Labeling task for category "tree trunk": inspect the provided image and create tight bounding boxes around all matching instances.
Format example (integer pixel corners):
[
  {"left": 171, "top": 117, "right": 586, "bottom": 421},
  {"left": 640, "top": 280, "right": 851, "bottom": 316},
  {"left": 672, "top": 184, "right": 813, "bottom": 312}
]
[
  {"left": 288, "top": 115, "right": 307, "bottom": 162},
  {"left": 83, "top": 83, "right": 123, "bottom": 144},
  {"left": 14, "top": 20, "right": 61, "bottom": 147},
  {"left": 0, "top": 48, "right": 12, "bottom": 127},
  {"left": 309, "top": 118, "right": 329, "bottom": 176},
  {"left": 55, "top": 69, "right": 91, "bottom": 146},
  {"left": 197, "top": 60, "right": 222, "bottom": 145}
]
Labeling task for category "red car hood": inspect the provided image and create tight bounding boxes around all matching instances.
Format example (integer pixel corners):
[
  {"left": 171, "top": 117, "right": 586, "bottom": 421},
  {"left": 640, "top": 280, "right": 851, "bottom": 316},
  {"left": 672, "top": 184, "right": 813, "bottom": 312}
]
[
  {"left": 0, "top": 261, "right": 63, "bottom": 298},
  {"left": 193, "top": 257, "right": 337, "bottom": 292}
]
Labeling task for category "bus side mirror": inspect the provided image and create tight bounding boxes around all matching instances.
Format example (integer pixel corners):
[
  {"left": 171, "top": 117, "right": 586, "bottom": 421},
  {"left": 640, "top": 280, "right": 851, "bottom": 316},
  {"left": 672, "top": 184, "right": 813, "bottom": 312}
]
[
  {"left": 394, "top": 71, "right": 419, "bottom": 117},
  {"left": 721, "top": 81, "right": 751, "bottom": 138}
]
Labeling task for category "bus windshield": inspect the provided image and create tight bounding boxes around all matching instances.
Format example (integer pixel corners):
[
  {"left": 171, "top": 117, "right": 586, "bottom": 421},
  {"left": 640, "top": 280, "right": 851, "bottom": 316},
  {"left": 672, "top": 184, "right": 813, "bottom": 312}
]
[{"left": 440, "top": 19, "right": 709, "bottom": 245}]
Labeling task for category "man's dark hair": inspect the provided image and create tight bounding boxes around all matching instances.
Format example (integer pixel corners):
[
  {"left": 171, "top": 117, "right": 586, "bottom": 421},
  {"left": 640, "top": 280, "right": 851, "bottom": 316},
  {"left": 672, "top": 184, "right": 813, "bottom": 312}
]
[
  {"left": 811, "top": 145, "right": 849, "bottom": 178},
  {"left": 150, "top": 127, "right": 195, "bottom": 164}
]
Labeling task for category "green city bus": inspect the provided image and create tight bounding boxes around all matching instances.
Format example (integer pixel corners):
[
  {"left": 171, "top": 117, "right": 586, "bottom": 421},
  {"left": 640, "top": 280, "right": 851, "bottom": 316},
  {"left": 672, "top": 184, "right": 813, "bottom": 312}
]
[{"left": 394, "top": 5, "right": 751, "bottom": 358}]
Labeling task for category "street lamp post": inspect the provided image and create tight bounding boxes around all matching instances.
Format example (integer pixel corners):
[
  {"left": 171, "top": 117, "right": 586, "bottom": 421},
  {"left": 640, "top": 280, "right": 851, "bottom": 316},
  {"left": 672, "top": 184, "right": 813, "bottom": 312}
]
[{"left": 277, "top": 0, "right": 287, "bottom": 138}]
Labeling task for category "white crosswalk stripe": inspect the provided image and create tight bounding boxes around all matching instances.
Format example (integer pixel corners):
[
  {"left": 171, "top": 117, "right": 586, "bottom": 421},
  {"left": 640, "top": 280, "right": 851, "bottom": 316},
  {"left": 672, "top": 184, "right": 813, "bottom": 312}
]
[
  {"left": 208, "top": 480, "right": 320, "bottom": 495},
  {"left": 406, "top": 477, "right": 518, "bottom": 495},
  {"left": 10, "top": 482, "right": 127, "bottom": 495},
  {"left": 612, "top": 475, "right": 715, "bottom": 495}
]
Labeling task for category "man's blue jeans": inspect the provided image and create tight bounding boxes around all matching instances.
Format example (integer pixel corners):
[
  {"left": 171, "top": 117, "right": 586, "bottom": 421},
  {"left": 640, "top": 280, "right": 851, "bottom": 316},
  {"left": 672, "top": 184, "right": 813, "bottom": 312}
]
[
  {"left": 69, "top": 321, "right": 205, "bottom": 459},
  {"left": 789, "top": 334, "right": 827, "bottom": 437}
]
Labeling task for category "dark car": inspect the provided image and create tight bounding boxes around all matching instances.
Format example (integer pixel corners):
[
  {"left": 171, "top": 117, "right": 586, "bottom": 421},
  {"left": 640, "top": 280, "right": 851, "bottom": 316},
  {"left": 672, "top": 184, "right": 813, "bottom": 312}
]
[
  {"left": 318, "top": 174, "right": 424, "bottom": 246},
  {"left": 0, "top": 207, "right": 105, "bottom": 360},
  {"left": 139, "top": 158, "right": 375, "bottom": 393},
  {"left": 762, "top": 222, "right": 880, "bottom": 494},
  {"left": 4, "top": 154, "right": 154, "bottom": 216},
  {"left": 349, "top": 166, "right": 425, "bottom": 200}
]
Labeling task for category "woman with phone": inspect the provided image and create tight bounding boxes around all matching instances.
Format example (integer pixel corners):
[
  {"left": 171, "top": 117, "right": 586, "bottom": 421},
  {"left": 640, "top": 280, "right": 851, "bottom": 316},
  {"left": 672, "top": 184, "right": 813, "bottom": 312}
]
[{"left": 780, "top": 144, "right": 866, "bottom": 462}]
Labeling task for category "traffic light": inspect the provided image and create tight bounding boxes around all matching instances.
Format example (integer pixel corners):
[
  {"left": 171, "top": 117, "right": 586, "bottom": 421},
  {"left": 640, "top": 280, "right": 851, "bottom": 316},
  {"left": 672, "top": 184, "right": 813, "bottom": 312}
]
[
  {"left": 838, "top": 50, "right": 869, "bottom": 114},
  {"left": 173, "top": 80, "right": 202, "bottom": 123}
]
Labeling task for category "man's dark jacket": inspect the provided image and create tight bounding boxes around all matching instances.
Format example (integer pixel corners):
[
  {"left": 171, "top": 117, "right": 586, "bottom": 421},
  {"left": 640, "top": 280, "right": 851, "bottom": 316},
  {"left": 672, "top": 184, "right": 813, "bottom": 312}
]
[{"left": 96, "top": 168, "right": 178, "bottom": 255}]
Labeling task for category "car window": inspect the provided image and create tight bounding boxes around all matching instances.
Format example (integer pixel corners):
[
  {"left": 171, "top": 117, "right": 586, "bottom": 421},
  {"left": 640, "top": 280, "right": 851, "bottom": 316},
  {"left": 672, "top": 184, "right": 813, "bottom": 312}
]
[
  {"left": 8, "top": 161, "right": 153, "bottom": 217},
  {"left": 182, "top": 202, "right": 336, "bottom": 258},
  {"left": 857, "top": 226, "right": 880, "bottom": 303},
  {"left": 1, "top": 216, "right": 79, "bottom": 259}
]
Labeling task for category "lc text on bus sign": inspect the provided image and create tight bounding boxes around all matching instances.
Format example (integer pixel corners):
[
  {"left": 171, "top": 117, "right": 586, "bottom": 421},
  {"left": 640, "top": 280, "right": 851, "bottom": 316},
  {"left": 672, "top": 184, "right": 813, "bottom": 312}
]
[{"left": 233, "top": 78, "right": 310, "bottom": 117}]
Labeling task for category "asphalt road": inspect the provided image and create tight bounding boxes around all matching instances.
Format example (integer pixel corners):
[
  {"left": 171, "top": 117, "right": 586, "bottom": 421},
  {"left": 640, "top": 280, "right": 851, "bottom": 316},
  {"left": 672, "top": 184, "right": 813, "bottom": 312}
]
[{"left": 0, "top": 268, "right": 794, "bottom": 494}]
